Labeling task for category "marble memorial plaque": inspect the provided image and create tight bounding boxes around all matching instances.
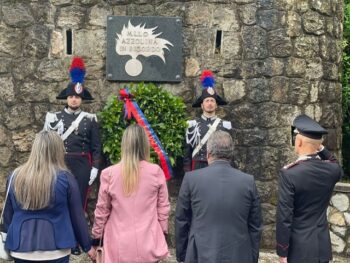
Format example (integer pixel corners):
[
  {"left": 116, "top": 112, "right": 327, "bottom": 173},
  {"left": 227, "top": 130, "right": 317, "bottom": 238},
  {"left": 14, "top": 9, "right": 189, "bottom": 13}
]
[{"left": 107, "top": 16, "right": 182, "bottom": 82}]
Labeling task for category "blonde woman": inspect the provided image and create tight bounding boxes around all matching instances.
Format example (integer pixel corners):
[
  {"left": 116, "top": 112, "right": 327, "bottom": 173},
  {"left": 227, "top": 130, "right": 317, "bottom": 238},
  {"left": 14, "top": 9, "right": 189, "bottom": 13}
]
[
  {"left": 92, "top": 124, "right": 170, "bottom": 263},
  {"left": 2, "top": 131, "right": 95, "bottom": 263}
]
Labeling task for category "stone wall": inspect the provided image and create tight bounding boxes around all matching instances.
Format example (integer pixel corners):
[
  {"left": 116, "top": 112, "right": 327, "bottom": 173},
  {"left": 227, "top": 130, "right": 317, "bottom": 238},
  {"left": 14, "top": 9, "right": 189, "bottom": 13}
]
[
  {"left": 0, "top": 0, "right": 344, "bottom": 251},
  {"left": 329, "top": 183, "right": 350, "bottom": 257}
]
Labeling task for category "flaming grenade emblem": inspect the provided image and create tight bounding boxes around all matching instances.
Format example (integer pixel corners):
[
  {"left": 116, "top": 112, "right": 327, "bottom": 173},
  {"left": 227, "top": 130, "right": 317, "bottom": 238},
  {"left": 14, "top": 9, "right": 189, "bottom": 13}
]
[{"left": 116, "top": 21, "right": 173, "bottom": 77}]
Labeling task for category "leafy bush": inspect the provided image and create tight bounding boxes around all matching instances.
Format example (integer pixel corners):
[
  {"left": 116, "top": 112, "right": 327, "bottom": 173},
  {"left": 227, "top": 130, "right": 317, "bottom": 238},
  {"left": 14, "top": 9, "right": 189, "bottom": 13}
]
[
  {"left": 98, "top": 83, "right": 187, "bottom": 166},
  {"left": 342, "top": 1, "right": 350, "bottom": 177}
]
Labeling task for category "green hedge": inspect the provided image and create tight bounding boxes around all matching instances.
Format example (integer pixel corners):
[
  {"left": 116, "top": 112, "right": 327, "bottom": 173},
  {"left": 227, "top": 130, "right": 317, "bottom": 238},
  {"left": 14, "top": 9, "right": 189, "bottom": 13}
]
[
  {"left": 98, "top": 83, "right": 188, "bottom": 166},
  {"left": 343, "top": 1, "right": 350, "bottom": 177}
]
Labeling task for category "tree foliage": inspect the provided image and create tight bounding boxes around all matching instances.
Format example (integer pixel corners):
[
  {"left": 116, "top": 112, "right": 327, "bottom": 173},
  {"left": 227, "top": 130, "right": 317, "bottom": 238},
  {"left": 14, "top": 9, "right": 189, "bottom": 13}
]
[
  {"left": 98, "top": 83, "right": 188, "bottom": 166},
  {"left": 342, "top": 0, "right": 350, "bottom": 176}
]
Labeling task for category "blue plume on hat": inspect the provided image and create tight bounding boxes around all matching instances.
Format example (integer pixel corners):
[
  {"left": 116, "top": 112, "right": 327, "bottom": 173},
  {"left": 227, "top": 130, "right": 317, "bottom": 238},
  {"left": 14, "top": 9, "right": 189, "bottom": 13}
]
[
  {"left": 200, "top": 70, "right": 215, "bottom": 89},
  {"left": 69, "top": 57, "right": 86, "bottom": 84}
]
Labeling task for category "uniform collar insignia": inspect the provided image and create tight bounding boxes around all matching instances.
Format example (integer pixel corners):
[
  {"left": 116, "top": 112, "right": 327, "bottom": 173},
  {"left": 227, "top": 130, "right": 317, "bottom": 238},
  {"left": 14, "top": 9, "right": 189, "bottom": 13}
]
[
  {"left": 65, "top": 108, "right": 82, "bottom": 115},
  {"left": 201, "top": 114, "right": 217, "bottom": 122}
]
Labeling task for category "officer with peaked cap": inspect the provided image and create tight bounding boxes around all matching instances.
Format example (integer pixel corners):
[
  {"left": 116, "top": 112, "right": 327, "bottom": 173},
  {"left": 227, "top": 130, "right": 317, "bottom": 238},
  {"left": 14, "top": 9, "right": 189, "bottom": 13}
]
[
  {"left": 43, "top": 57, "right": 101, "bottom": 255},
  {"left": 276, "top": 114, "right": 342, "bottom": 263},
  {"left": 184, "top": 70, "right": 232, "bottom": 171}
]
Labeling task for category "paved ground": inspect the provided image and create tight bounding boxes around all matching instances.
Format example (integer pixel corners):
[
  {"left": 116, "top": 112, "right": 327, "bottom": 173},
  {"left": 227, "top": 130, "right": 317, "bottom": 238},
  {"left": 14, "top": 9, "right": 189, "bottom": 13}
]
[{"left": 69, "top": 249, "right": 349, "bottom": 263}]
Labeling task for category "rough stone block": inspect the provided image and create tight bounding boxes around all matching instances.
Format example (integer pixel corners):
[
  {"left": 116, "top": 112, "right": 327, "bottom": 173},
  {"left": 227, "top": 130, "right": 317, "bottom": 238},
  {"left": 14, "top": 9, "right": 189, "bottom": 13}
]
[
  {"left": 288, "top": 78, "right": 309, "bottom": 105},
  {"left": 311, "top": 0, "right": 332, "bottom": 16},
  {"left": 331, "top": 194, "right": 350, "bottom": 212},
  {"left": 246, "top": 78, "right": 270, "bottom": 103},
  {"left": 57, "top": 6, "right": 86, "bottom": 28},
  {"left": 261, "top": 203, "right": 276, "bottom": 225},
  {"left": 2, "top": 3, "right": 35, "bottom": 28},
  {"left": 302, "top": 10, "right": 325, "bottom": 36},
  {"left": 286, "top": 11, "right": 301, "bottom": 37},
  {"left": 223, "top": 79, "right": 246, "bottom": 102},
  {"left": 231, "top": 103, "right": 259, "bottom": 129},
  {"left": 185, "top": 3, "right": 211, "bottom": 26},
  {"left": 0, "top": 146, "right": 12, "bottom": 167},
  {"left": 267, "top": 128, "right": 290, "bottom": 146},
  {"left": 329, "top": 211, "right": 346, "bottom": 226},
  {"left": 155, "top": 2, "right": 185, "bottom": 17},
  {"left": 0, "top": 76, "right": 15, "bottom": 103},
  {"left": 4, "top": 104, "right": 33, "bottom": 130},
  {"left": 331, "top": 225, "right": 347, "bottom": 237},
  {"left": 12, "top": 130, "right": 36, "bottom": 152},
  {"left": 270, "top": 76, "right": 289, "bottom": 103},
  {"left": 323, "top": 62, "right": 339, "bottom": 81},
  {"left": 36, "top": 59, "right": 66, "bottom": 82},
  {"left": 257, "top": 10, "right": 283, "bottom": 31},
  {"left": 88, "top": 5, "right": 112, "bottom": 27},
  {"left": 0, "top": 24, "right": 23, "bottom": 56},
  {"left": 294, "top": 35, "right": 319, "bottom": 59},
  {"left": 305, "top": 59, "right": 323, "bottom": 80},
  {"left": 221, "top": 32, "right": 242, "bottom": 59},
  {"left": 23, "top": 25, "right": 50, "bottom": 59},
  {"left": 286, "top": 57, "right": 306, "bottom": 77},
  {"left": 242, "top": 60, "right": 264, "bottom": 78},
  {"left": 242, "top": 26, "right": 268, "bottom": 59},
  {"left": 213, "top": 6, "right": 240, "bottom": 31},
  {"left": 184, "top": 57, "right": 200, "bottom": 77},
  {"left": 268, "top": 29, "right": 293, "bottom": 57},
  {"left": 263, "top": 57, "right": 284, "bottom": 77},
  {"left": 258, "top": 103, "right": 280, "bottom": 128},
  {"left": 238, "top": 3, "right": 257, "bottom": 26},
  {"left": 330, "top": 231, "right": 346, "bottom": 253},
  {"left": 74, "top": 29, "right": 106, "bottom": 58},
  {"left": 51, "top": 30, "right": 64, "bottom": 57}
]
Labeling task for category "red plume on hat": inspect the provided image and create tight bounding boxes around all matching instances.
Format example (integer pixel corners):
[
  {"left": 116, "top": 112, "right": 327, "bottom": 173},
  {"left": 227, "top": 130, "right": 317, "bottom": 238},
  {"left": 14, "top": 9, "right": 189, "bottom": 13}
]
[
  {"left": 69, "top": 57, "right": 86, "bottom": 84},
  {"left": 200, "top": 70, "right": 215, "bottom": 89},
  {"left": 192, "top": 70, "right": 227, "bottom": 108},
  {"left": 56, "top": 57, "right": 94, "bottom": 100}
]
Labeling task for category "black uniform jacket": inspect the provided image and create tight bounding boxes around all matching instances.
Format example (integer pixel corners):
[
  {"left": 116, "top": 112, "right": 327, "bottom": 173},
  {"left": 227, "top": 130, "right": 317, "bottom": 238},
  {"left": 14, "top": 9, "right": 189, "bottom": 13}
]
[
  {"left": 176, "top": 160, "right": 263, "bottom": 263},
  {"left": 184, "top": 115, "right": 232, "bottom": 170},
  {"left": 45, "top": 108, "right": 101, "bottom": 168},
  {"left": 276, "top": 149, "right": 342, "bottom": 263}
]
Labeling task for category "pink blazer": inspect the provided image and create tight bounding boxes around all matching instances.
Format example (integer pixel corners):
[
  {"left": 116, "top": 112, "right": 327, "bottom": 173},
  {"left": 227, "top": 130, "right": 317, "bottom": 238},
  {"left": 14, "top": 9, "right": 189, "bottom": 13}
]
[{"left": 92, "top": 161, "right": 170, "bottom": 263}]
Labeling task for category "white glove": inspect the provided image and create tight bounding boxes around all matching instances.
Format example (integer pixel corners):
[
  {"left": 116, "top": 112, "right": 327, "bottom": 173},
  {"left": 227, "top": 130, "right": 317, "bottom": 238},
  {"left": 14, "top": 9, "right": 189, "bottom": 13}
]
[{"left": 89, "top": 167, "right": 98, "bottom": 185}]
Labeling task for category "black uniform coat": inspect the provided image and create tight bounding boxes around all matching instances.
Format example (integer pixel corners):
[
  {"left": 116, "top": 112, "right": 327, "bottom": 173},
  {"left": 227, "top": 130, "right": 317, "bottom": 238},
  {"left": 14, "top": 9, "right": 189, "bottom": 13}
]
[
  {"left": 44, "top": 108, "right": 101, "bottom": 205},
  {"left": 184, "top": 115, "right": 232, "bottom": 171},
  {"left": 276, "top": 149, "right": 342, "bottom": 263},
  {"left": 175, "top": 160, "right": 263, "bottom": 263}
]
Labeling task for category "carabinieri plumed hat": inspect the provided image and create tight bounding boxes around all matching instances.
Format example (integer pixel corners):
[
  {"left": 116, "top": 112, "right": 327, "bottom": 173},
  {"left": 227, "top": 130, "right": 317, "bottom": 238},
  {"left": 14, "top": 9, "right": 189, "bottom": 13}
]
[
  {"left": 192, "top": 70, "right": 227, "bottom": 108},
  {"left": 56, "top": 57, "right": 94, "bottom": 100}
]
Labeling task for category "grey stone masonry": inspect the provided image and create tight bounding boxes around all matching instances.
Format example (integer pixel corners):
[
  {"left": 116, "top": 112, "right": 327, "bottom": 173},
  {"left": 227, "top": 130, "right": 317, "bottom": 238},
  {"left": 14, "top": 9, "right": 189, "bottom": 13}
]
[
  {"left": 0, "top": 0, "right": 344, "bottom": 254},
  {"left": 328, "top": 183, "right": 350, "bottom": 257}
]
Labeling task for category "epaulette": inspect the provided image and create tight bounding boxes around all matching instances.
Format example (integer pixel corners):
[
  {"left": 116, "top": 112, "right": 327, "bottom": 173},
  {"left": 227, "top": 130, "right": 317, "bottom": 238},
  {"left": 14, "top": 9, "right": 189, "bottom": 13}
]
[
  {"left": 187, "top": 119, "right": 197, "bottom": 129},
  {"left": 222, "top": 120, "right": 232, "bottom": 130},
  {"left": 84, "top": 112, "right": 98, "bottom": 122},
  {"left": 283, "top": 161, "right": 300, "bottom": 170}
]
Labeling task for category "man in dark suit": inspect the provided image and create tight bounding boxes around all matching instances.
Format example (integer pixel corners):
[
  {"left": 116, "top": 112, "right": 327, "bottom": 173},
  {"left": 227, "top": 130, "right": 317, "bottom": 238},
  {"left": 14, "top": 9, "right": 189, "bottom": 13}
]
[
  {"left": 176, "top": 130, "right": 263, "bottom": 263},
  {"left": 276, "top": 114, "right": 342, "bottom": 263}
]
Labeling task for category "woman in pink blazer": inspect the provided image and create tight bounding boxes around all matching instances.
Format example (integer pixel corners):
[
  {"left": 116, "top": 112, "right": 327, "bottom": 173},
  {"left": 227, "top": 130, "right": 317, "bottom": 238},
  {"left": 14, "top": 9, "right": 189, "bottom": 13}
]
[{"left": 91, "top": 124, "right": 170, "bottom": 263}]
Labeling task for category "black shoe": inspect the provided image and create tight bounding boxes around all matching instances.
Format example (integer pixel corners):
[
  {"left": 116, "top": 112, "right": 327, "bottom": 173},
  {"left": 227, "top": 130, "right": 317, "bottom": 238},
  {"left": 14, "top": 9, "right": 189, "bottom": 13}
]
[{"left": 71, "top": 246, "right": 81, "bottom": 255}]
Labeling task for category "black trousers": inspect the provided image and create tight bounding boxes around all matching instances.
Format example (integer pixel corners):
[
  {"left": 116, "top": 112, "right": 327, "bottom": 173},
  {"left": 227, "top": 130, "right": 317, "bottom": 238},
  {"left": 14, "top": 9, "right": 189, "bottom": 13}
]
[{"left": 65, "top": 154, "right": 91, "bottom": 207}]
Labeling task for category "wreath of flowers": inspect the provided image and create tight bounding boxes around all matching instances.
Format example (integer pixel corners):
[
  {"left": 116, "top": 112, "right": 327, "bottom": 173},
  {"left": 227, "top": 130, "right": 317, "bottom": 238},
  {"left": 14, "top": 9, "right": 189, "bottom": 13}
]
[{"left": 98, "top": 83, "right": 188, "bottom": 168}]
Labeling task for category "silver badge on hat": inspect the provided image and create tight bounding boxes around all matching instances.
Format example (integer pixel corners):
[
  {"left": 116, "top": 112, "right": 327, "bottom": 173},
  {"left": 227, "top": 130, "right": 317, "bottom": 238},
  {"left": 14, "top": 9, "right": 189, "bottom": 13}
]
[
  {"left": 74, "top": 83, "right": 83, "bottom": 94},
  {"left": 207, "top": 87, "right": 215, "bottom": 95}
]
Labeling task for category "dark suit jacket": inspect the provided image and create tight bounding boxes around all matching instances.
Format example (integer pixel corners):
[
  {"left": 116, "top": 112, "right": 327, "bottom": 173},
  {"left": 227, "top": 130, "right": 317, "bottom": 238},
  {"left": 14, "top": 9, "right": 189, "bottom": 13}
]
[
  {"left": 276, "top": 150, "right": 342, "bottom": 263},
  {"left": 175, "top": 160, "right": 263, "bottom": 263}
]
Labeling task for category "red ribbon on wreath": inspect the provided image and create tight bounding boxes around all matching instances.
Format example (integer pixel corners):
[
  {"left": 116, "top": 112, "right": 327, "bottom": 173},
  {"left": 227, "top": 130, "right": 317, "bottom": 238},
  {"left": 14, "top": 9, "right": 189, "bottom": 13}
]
[{"left": 119, "top": 88, "right": 173, "bottom": 180}]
